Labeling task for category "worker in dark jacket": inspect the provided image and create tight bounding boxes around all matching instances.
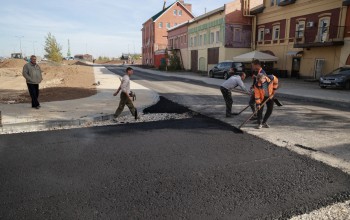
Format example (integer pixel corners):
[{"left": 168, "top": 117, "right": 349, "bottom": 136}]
[
  {"left": 254, "top": 73, "right": 278, "bottom": 129},
  {"left": 249, "top": 59, "right": 267, "bottom": 120},
  {"left": 22, "top": 55, "right": 43, "bottom": 109}
]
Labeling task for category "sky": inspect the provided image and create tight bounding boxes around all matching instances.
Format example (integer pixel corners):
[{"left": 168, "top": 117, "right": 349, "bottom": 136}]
[{"left": 0, "top": 0, "right": 232, "bottom": 58}]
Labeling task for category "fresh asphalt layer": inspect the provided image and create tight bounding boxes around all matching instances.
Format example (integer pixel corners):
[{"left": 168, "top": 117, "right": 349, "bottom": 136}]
[{"left": 1, "top": 97, "right": 350, "bottom": 219}]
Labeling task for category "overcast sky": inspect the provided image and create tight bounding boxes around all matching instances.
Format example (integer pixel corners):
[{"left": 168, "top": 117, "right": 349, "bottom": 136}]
[{"left": 0, "top": 0, "right": 232, "bottom": 58}]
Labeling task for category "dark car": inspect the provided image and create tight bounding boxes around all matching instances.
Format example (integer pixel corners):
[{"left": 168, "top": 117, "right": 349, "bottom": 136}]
[
  {"left": 208, "top": 61, "right": 245, "bottom": 79},
  {"left": 319, "top": 66, "right": 350, "bottom": 90}
]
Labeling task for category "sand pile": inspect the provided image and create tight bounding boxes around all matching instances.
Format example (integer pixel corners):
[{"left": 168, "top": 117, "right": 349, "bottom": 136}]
[{"left": 0, "top": 59, "right": 27, "bottom": 68}]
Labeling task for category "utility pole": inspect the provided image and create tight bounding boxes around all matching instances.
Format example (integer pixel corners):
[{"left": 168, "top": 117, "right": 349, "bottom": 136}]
[
  {"left": 15, "top": 36, "right": 24, "bottom": 55},
  {"left": 67, "top": 39, "right": 71, "bottom": 57},
  {"left": 33, "top": 41, "right": 37, "bottom": 55}
]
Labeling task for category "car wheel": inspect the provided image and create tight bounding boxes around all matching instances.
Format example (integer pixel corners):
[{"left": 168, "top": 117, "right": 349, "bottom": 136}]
[
  {"left": 209, "top": 71, "right": 214, "bottom": 78},
  {"left": 345, "top": 81, "right": 350, "bottom": 90},
  {"left": 224, "top": 72, "right": 229, "bottom": 80}
]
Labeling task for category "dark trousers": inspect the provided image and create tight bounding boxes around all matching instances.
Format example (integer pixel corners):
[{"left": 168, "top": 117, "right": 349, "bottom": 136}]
[
  {"left": 27, "top": 83, "right": 40, "bottom": 107},
  {"left": 257, "top": 97, "right": 274, "bottom": 124},
  {"left": 114, "top": 92, "right": 136, "bottom": 118},
  {"left": 220, "top": 86, "right": 232, "bottom": 116},
  {"left": 249, "top": 94, "right": 256, "bottom": 115}
]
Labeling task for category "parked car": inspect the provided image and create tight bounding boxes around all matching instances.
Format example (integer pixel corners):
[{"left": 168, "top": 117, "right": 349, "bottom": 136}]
[
  {"left": 208, "top": 61, "right": 245, "bottom": 79},
  {"left": 63, "top": 56, "right": 74, "bottom": 60},
  {"left": 319, "top": 66, "right": 350, "bottom": 90}
]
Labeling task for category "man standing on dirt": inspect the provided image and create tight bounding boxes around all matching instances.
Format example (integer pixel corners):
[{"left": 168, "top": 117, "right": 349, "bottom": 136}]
[
  {"left": 220, "top": 72, "right": 250, "bottom": 118},
  {"left": 113, "top": 67, "right": 138, "bottom": 120},
  {"left": 22, "top": 55, "right": 43, "bottom": 109}
]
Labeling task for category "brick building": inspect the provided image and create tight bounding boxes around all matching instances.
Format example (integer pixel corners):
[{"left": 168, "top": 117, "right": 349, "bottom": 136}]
[{"left": 141, "top": 0, "right": 194, "bottom": 67}]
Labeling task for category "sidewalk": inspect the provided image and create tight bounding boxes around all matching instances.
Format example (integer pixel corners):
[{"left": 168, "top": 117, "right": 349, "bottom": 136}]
[
  {"left": 0, "top": 67, "right": 159, "bottom": 133},
  {"left": 131, "top": 66, "right": 350, "bottom": 108}
]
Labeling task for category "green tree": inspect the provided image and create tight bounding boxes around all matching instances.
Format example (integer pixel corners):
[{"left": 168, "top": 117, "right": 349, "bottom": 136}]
[
  {"left": 168, "top": 50, "right": 182, "bottom": 71},
  {"left": 44, "top": 32, "right": 63, "bottom": 62}
]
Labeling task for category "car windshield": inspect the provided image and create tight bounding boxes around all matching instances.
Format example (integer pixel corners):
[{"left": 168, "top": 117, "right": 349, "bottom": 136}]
[{"left": 329, "top": 68, "right": 350, "bottom": 75}]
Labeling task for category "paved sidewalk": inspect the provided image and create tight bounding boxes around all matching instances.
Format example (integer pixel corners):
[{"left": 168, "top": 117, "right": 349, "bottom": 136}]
[
  {"left": 0, "top": 67, "right": 159, "bottom": 133},
  {"left": 130, "top": 66, "right": 350, "bottom": 108}
]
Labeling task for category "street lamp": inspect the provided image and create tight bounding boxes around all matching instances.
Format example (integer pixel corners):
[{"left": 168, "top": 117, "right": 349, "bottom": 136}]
[
  {"left": 15, "top": 36, "right": 24, "bottom": 55},
  {"left": 33, "top": 41, "right": 37, "bottom": 55}
]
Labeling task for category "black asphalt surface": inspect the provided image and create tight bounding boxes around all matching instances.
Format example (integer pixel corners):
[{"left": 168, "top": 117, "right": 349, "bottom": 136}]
[{"left": 1, "top": 97, "right": 350, "bottom": 220}]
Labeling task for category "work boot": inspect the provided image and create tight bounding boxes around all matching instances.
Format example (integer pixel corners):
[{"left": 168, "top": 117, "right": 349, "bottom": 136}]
[
  {"left": 256, "top": 124, "right": 263, "bottom": 129},
  {"left": 262, "top": 122, "right": 270, "bottom": 128}
]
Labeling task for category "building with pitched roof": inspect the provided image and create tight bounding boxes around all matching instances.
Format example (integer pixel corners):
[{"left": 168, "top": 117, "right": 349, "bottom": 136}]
[{"left": 141, "top": 0, "right": 194, "bottom": 67}]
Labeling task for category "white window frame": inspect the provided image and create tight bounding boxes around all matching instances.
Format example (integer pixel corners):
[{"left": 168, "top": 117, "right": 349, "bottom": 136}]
[
  {"left": 159, "top": 22, "right": 163, "bottom": 28},
  {"left": 272, "top": 25, "right": 280, "bottom": 40},
  {"left": 216, "top": 31, "right": 220, "bottom": 43},
  {"left": 178, "top": 10, "right": 182, "bottom": 16},
  {"left": 194, "top": 36, "right": 197, "bottom": 47},
  {"left": 210, "top": 32, "right": 215, "bottom": 44},
  {"left": 296, "top": 21, "right": 305, "bottom": 38},
  {"left": 317, "top": 17, "right": 330, "bottom": 42},
  {"left": 199, "top": 35, "right": 203, "bottom": 46},
  {"left": 166, "top": 22, "right": 171, "bottom": 29},
  {"left": 173, "top": 9, "right": 177, "bottom": 15},
  {"left": 258, "top": 28, "right": 265, "bottom": 42}
]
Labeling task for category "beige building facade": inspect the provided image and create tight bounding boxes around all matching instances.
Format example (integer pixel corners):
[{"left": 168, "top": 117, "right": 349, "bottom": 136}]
[
  {"left": 186, "top": 1, "right": 253, "bottom": 72},
  {"left": 253, "top": 0, "right": 349, "bottom": 79}
]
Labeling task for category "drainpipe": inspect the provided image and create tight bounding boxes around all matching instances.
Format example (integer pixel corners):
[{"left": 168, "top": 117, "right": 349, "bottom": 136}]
[{"left": 242, "top": 0, "right": 257, "bottom": 50}]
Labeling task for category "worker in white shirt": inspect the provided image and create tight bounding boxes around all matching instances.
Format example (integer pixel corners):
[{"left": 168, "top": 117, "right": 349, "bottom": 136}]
[
  {"left": 113, "top": 67, "right": 138, "bottom": 120},
  {"left": 220, "top": 72, "right": 250, "bottom": 117}
]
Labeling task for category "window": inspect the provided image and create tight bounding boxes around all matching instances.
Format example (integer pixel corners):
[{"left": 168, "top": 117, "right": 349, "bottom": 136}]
[
  {"left": 296, "top": 21, "right": 305, "bottom": 38},
  {"left": 216, "top": 31, "right": 220, "bottom": 43},
  {"left": 258, "top": 28, "right": 264, "bottom": 41},
  {"left": 233, "top": 28, "right": 242, "bottom": 42},
  {"left": 178, "top": 10, "right": 182, "bottom": 16},
  {"left": 184, "top": 34, "right": 187, "bottom": 43},
  {"left": 273, "top": 26, "right": 280, "bottom": 40},
  {"left": 194, "top": 36, "right": 197, "bottom": 47},
  {"left": 318, "top": 17, "right": 330, "bottom": 42},
  {"left": 173, "top": 9, "right": 177, "bottom": 15},
  {"left": 159, "top": 22, "right": 163, "bottom": 28},
  {"left": 203, "top": 34, "right": 207, "bottom": 45},
  {"left": 174, "top": 23, "right": 177, "bottom": 26},
  {"left": 190, "top": 37, "right": 193, "bottom": 47},
  {"left": 166, "top": 22, "right": 170, "bottom": 28},
  {"left": 210, "top": 32, "right": 215, "bottom": 44},
  {"left": 199, "top": 35, "right": 203, "bottom": 46}
]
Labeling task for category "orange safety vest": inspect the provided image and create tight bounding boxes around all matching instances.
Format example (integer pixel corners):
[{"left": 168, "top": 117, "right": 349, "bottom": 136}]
[{"left": 254, "top": 75, "right": 278, "bottom": 104}]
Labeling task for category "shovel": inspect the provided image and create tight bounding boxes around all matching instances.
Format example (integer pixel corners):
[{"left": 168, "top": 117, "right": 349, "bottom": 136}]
[{"left": 238, "top": 96, "right": 273, "bottom": 130}]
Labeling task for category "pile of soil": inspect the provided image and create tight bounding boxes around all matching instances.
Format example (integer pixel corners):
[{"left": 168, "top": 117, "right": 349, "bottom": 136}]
[
  {"left": 0, "top": 59, "right": 96, "bottom": 104},
  {"left": 0, "top": 59, "right": 27, "bottom": 68}
]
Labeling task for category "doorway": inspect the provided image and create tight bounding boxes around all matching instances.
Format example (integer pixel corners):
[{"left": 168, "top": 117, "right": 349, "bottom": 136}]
[
  {"left": 291, "top": 57, "right": 301, "bottom": 78},
  {"left": 191, "top": 50, "right": 198, "bottom": 72},
  {"left": 314, "top": 59, "right": 325, "bottom": 79}
]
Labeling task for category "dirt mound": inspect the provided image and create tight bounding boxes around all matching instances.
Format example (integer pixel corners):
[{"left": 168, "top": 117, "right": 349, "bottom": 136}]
[
  {"left": 0, "top": 62, "right": 96, "bottom": 104},
  {"left": 0, "top": 59, "right": 27, "bottom": 68}
]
